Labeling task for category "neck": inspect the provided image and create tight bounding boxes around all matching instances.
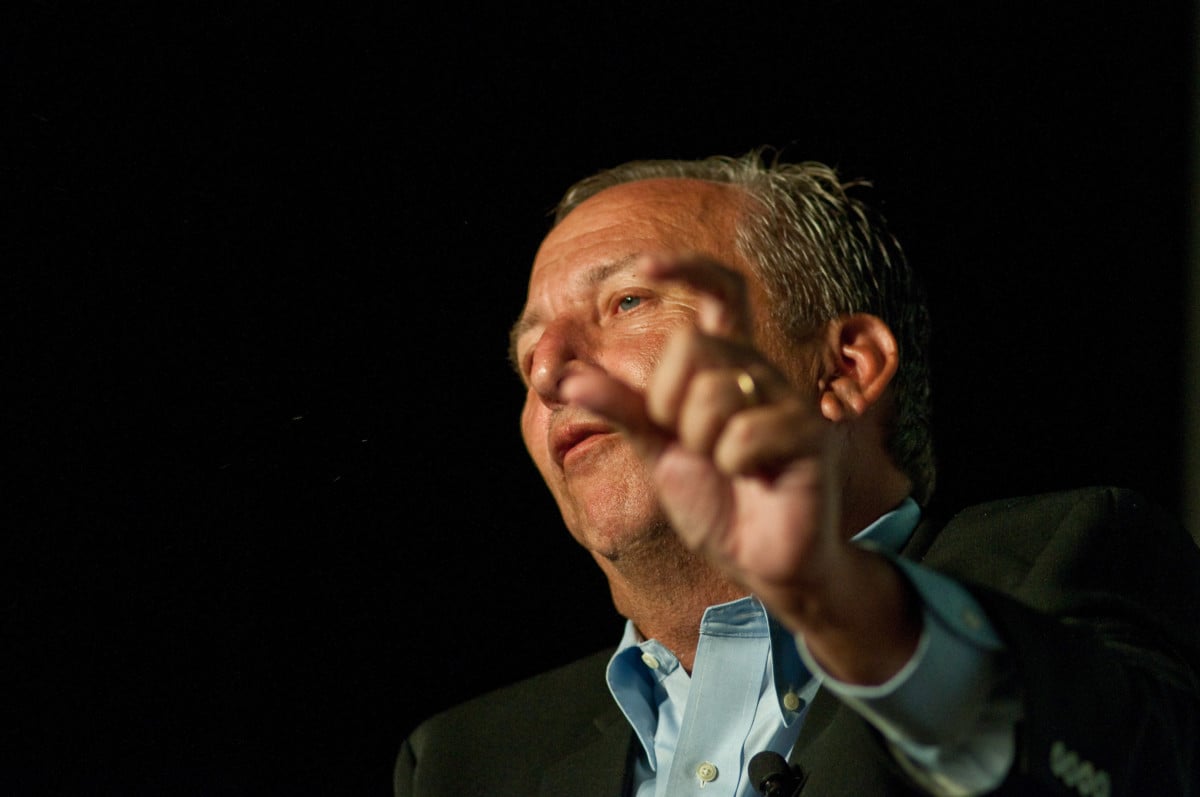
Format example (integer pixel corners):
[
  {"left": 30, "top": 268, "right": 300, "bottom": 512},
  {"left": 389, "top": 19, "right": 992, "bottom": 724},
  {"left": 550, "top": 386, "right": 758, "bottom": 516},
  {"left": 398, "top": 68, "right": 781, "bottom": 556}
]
[
  {"left": 592, "top": 531, "right": 746, "bottom": 673},
  {"left": 834, "top": 404, "right": 915, "bottom": 541},
  {"left": 838, "top": 458, "right": 913, "bottom": 544}
]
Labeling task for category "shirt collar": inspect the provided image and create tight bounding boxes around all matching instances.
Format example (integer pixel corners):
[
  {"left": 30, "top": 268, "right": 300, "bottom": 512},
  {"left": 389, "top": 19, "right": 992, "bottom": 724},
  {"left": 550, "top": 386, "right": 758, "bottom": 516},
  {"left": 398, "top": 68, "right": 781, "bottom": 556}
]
[
  {"left": 852, "top": 496, "right": 921, "bottom": 552},
  {"left": 607, "top": 497, "right": 923, "bottom": 733}
]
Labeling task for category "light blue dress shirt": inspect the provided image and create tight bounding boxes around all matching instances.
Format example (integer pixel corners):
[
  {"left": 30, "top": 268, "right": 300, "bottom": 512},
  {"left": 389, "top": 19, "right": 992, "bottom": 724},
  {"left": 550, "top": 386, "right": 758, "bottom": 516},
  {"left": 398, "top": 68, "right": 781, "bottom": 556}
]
[{"left": 606, "top": 499, "right": 1019, "bottom": 797}]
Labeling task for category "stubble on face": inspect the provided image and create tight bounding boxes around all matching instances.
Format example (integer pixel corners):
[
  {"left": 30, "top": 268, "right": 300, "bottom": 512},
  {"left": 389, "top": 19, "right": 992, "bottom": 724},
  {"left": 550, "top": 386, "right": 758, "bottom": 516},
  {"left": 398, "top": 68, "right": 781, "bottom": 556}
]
[{"left": 517, "top": 178, "right": 756, "bottom": 564}]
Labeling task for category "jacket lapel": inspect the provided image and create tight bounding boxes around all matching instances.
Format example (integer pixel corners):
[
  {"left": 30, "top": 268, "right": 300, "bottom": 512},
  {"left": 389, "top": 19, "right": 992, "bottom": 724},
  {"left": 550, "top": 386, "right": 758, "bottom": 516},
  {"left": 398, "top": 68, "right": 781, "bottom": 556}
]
[{"left": 538, "top": 704, "right": 633, "bottom": 797}]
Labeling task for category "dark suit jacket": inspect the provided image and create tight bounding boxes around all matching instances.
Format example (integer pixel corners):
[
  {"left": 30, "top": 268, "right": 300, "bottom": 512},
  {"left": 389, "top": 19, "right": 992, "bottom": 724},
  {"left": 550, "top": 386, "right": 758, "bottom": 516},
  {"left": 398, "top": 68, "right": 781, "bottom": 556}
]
[{"left": 394, "top": 488, "right": 1200, "bottom": 796}]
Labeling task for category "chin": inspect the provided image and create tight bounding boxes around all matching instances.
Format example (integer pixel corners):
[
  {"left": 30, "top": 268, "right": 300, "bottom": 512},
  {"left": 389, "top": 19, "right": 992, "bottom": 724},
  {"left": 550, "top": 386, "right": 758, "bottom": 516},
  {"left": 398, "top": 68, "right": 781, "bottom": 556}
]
[{"left": 572, "top": 506, "right": 675, "bottom": 563}]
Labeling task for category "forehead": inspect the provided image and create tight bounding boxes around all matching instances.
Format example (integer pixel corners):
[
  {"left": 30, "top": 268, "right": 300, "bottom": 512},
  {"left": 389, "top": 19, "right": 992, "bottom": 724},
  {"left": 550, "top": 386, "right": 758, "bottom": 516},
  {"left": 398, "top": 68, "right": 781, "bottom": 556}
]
[{"left": 531, "top": 178, "right": 750, "bottom": 283}]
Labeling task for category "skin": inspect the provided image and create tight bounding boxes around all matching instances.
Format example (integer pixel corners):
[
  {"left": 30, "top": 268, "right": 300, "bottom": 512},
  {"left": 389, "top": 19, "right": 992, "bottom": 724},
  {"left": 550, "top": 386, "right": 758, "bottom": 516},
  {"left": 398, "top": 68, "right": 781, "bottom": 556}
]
[{"left": 512, "top": 178, "right": 919, "bottom": 681}]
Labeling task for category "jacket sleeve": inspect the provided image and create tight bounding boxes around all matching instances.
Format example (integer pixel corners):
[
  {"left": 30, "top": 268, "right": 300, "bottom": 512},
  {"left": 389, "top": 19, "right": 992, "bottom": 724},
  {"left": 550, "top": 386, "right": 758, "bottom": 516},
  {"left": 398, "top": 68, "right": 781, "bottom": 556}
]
[{"left": 926, "top": 488, "right": 1200, "bottom": 796}]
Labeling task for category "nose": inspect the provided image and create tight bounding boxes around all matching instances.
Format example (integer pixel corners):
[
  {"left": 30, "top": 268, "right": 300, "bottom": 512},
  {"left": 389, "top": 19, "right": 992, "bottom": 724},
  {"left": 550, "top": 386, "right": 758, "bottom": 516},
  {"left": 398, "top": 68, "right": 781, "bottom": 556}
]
[{"left": 528, "top": 318, "right": 590, "bottom": 407}]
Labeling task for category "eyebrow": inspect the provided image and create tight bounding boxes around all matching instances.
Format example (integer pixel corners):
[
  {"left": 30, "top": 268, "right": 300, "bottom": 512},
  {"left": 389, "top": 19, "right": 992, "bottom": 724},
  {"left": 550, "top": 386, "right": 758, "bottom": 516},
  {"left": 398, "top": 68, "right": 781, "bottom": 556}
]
[{"left": 507, "top": 253, "right": 641, "bottom": 373}]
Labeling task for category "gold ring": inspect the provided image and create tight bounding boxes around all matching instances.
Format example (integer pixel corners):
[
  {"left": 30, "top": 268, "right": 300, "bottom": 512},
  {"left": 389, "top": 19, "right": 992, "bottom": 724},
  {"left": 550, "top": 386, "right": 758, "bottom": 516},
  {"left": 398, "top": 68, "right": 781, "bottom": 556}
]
[{"left": 735, "top": 369, "right": 761, "bottom": 407}]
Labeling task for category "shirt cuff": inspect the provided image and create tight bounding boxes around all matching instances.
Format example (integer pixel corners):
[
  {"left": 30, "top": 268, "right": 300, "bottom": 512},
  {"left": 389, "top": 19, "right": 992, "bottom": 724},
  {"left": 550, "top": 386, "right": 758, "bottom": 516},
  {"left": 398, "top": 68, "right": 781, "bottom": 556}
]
[{"left": 795, "top": 554, "right": 1020, "bottom": 794}]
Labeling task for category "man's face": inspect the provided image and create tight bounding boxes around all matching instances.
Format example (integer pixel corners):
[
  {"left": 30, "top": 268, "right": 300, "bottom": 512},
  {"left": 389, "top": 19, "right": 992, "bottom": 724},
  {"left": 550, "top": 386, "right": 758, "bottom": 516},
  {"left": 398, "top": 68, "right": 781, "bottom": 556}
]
[{"left": 511, "top": 178, "right": 767, "bottom": 560}]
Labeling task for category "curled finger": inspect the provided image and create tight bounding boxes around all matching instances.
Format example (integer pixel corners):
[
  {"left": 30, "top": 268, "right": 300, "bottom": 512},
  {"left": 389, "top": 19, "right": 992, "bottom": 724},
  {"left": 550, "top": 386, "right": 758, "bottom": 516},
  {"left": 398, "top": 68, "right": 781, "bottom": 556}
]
[{"left": 712, "top": 399, "right": 829, "bottom": 476}]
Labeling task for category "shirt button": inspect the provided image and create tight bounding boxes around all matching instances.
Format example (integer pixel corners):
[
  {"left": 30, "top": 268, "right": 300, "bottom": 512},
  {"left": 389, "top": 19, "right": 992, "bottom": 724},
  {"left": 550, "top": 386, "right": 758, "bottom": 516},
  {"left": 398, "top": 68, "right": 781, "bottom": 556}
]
[
  {"left": 696, "top": 762, "right": 718, "bottom": 783},
  {"left": 640, "top": 652, "right": 661, "bottom": 670},
  {"left": 783, "top": 691, "right": 802, "bottom": 711}
]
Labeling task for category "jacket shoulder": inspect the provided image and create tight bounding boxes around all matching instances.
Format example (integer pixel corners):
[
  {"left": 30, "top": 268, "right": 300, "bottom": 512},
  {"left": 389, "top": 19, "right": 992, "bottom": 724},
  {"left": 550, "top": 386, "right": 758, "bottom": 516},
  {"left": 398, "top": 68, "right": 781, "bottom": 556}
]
[
  {"left": 920, "top": 486, "right": 1191, "bottom": 589},
  {"left": 921, "top": 485, "right": 1200, "bottom": 667},
  {"left": 945, "top": 485, "right": 1152, "bottom": 525},
  {"left": 395, "top": 647, "right": 625, "bottom": 797}
]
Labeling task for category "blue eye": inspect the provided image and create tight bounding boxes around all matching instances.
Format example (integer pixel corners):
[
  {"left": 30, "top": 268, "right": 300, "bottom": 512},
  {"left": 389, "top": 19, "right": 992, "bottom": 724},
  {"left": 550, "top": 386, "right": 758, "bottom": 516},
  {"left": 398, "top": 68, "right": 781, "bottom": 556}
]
[{"left": 617, "top": 295, "right": 642, "bottom": 312}]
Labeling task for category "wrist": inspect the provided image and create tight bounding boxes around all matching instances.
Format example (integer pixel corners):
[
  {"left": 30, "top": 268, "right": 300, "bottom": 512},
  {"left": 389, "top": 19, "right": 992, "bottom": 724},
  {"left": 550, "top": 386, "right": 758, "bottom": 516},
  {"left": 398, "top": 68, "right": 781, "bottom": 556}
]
[{"left": 796, "top": 546, "right": 923, "bottom": 686}]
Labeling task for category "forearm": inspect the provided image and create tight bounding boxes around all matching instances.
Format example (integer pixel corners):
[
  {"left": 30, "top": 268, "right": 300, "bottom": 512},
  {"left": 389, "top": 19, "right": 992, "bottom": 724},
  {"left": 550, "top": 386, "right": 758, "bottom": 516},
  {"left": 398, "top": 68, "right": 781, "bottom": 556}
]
[
  {"left": 793, "top": 545, "right": 924, "bottom": 686},
  {"left": 797, "top": 556, "right": 1017, "bottom": 795},
  {"left": 795, "top": 548, "right": 1200, "bottom": 796}
]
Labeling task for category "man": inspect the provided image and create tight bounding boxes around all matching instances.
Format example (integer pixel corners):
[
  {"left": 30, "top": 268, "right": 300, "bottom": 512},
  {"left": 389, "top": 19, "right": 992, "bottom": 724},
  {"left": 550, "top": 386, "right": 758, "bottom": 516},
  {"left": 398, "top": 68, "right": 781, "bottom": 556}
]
[{"left": 394, "top": 151, "right": 1200, "bottom": 796}]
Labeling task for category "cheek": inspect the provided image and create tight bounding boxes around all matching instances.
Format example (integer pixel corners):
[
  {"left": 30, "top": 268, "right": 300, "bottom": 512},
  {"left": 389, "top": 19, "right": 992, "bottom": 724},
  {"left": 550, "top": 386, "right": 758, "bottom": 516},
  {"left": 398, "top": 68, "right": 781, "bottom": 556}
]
[
  {"left": 604, "top": 327, "right": 673, "bottom": 386},
  {"left": 520, "top": 395, "right": 549, "bottom": 465}
]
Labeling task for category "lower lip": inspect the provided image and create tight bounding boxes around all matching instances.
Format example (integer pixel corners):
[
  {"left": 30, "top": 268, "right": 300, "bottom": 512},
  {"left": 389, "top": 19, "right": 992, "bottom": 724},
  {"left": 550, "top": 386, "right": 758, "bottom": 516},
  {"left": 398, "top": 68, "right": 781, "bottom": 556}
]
[{"left": 562, "top": 433, "right": 611, "bottom": 468}]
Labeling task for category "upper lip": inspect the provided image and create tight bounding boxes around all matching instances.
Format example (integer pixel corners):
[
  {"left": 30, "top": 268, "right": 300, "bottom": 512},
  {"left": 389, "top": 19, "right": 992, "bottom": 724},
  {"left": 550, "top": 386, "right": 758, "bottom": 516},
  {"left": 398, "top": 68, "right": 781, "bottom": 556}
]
[{"left": 550, "top": 415, "right": 615, "bottom": 467}]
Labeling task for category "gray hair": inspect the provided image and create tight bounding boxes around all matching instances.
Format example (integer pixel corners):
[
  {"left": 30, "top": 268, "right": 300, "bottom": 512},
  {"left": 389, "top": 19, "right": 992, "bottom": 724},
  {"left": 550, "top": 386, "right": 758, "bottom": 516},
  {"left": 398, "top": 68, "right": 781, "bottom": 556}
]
[{"left": 552, "top": 148, "right": 936, "bottom": 505}]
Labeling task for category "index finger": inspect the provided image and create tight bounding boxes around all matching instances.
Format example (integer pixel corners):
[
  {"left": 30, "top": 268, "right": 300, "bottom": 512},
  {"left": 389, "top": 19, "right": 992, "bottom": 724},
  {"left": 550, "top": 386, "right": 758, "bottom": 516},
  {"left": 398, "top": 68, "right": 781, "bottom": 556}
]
[
  {"left": 560, "top": 365, "right": 668, "bottom": 464},
  {"left": 642, "top": 254, "right": 753, "bottom": 341}
]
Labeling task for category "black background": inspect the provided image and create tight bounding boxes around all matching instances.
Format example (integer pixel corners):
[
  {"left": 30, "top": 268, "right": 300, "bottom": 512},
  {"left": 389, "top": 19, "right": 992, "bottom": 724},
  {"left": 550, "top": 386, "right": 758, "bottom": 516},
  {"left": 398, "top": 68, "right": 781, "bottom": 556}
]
[{"left": 11, "top": 2, "right": 1197, "bottom": 795}]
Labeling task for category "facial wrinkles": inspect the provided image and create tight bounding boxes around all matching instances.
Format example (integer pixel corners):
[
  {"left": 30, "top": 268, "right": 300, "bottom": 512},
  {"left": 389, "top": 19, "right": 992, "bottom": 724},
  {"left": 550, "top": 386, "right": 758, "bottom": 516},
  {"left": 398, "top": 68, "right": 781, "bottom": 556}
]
[
  {"left": 521, "top": 183, "right": 747, "bottom": 444},
  {"left": 516, "top": 186, "right": 742, "bottom": 375},
  {"left": 515, "top": 180, "right": 757, "bottom": 552},
  {"left": 510, "top": 254, "right": 641, "bottom": 382}
]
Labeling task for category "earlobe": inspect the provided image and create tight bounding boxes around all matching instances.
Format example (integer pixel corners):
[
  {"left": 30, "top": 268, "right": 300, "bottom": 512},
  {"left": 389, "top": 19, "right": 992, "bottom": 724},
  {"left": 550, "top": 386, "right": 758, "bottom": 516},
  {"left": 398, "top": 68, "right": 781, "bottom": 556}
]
[{"left": 816, "top": 314, "right": 899, "bottom": 422}]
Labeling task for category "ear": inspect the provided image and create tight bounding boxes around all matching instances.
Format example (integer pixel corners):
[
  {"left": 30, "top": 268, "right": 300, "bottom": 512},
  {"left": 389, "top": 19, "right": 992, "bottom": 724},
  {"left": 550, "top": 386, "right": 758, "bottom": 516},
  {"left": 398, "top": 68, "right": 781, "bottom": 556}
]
[{"left": 817, "top": 314, "right": 900, "bottom": 423}]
